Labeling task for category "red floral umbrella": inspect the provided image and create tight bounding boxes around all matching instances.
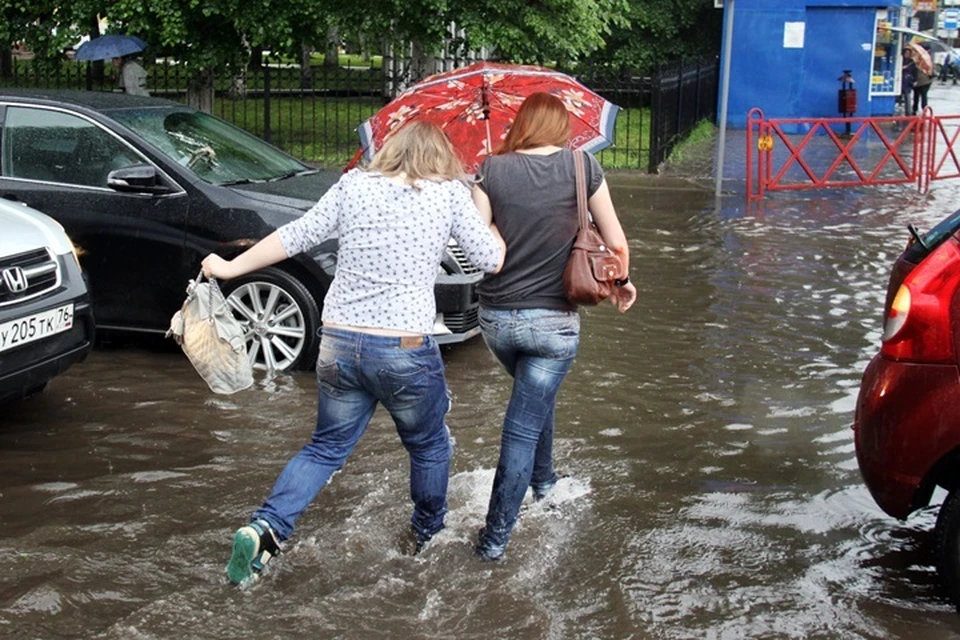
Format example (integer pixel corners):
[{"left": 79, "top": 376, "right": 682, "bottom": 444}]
[{"left": 355, "top": 61, "right": 619, "bottom": 174}]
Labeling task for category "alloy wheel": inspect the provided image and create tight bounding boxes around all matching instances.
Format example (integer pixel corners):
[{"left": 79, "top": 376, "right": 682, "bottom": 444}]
[{"left": 226, "top": 281, "right": 307, "bottom": 372}]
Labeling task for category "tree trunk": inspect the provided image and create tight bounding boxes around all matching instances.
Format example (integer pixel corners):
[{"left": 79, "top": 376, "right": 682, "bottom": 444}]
[
  {"left": 186, "top": 68, "right": 215, "bottom": 112},
  {"left": 229, "top": 68, "right": 247, "bottom": 99},
  {"left": 1, "top": 46, "right": 11, "bottom": 79},
  {"left": 410, "top": 39, "right": 438, "bottom": 84},
  {"left": 324, "top": 27, "right": 339, "bottom": 69},
  {"left": 300, "top": 43, "right": 313, "bottom": 89},
  {"left": 360, "top": 34, "right": 370, "bottom": 63},
  {"left": 86, "top": 16, "right": 105, "bottom": 89}
]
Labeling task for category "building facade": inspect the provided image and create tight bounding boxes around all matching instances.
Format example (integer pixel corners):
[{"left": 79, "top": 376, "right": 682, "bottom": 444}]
[{"left": 720, "top": 0, "right": 914, "bottom": 127}]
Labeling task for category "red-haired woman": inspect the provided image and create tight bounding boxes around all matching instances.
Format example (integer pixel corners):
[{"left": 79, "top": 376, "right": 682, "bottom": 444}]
[{"left": 471, "top": 92, "right": 637, "bottom": 561}]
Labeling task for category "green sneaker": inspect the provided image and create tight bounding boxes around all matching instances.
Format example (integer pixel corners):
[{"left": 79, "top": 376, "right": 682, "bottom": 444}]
[{"left": 226, "top": 519, "right": 281, "bottom": 585}]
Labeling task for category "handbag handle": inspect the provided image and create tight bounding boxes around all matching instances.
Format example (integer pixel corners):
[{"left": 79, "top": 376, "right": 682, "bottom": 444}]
[
  {"left": 193, "top": 269, "right": 222, "bottom": 321},
  {"left": 574, "top": 150, "right": 589, "bottom": 231}
]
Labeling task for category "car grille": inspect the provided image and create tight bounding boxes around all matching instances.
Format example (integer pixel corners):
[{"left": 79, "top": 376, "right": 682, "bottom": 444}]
[
  {"left": 446, "top": 244, "right": 482, "bottom": 275},
  {"left": 0, "top": 248, "right": 61, "bottom": 307},
  {"left": 443, "top": 307, "right": 479, "bottom": 333}
]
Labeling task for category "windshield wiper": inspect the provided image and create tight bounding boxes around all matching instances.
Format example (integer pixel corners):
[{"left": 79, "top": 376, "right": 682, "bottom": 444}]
[
  {"left": 268, "top": 168, "right": 319, "bottom": 182},
  {"left": 215, "top": 178, "right": 267, "bottom": 186}
]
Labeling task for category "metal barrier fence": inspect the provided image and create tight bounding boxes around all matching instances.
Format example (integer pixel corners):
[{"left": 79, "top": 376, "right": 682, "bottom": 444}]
[
  {"left": 746, "top": 107, "right": 945, "bottom": 200},
  {"left": 2, "top": 55, "right": 718, "bottom": 172}
]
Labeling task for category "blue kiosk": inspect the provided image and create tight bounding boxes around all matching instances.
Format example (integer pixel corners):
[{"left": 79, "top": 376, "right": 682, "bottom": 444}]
[{"left": 720, "top": 1, "right": 914, "bottom": 128}]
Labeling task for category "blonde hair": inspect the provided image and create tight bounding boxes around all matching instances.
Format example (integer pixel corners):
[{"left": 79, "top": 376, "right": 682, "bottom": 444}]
[
  {"left": 496, "top": 92, "right": 571, "bottom": 154},
  {"left": 368, "top": 121, "right": 465, "bottom": 184}
]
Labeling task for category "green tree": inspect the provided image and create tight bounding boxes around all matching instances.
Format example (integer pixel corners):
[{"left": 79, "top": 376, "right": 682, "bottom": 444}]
[
  {"left": 1, "top": 0, "right": 719, "bottom": 85},
  {"left": 588, "top": 0, "right": 723, "bottom": 70},
  {"left": 456, "top": 0, "right": 629, "bottom": 64}
]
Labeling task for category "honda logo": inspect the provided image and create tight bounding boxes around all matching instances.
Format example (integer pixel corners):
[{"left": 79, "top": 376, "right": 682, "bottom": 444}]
[{"left": 2, "top": 267, "right": 28, "bottom": 293}]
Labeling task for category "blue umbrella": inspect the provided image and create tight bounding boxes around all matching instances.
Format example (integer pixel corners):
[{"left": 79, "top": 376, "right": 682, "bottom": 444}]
[{"left": 74, "top": 35, "right": 147, "bottom": 61}]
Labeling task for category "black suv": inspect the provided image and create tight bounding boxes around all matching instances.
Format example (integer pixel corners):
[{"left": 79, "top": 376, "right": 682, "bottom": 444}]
[
  {"left": 0, "top": 200, "right": 94, "bottom": 403},
  {"left": 0, "top": 90, "right": 484, "bottom": 371}
]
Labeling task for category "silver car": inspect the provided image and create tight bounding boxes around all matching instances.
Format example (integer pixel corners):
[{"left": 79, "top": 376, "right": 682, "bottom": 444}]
[{"left": 0, "top": 200, "right": 94, "bottom": 403}]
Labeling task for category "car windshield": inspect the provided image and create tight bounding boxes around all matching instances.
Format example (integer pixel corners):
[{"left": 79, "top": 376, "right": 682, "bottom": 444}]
[{"left": 108, "top": 107, "right": 310, "bottom": 184}]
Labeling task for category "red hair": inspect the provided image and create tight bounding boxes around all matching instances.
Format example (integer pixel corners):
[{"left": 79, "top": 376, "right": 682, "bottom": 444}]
[{"left": 495, "top": 92, "right": 571, "bottom": 154}]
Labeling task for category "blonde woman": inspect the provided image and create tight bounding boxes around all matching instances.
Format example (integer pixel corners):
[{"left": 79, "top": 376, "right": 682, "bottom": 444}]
[{"left": 202, "top": 122, "right": 505, "bottom": 585}]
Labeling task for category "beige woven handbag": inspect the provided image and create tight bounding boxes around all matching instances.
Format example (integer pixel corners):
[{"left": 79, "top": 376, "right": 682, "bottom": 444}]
[{"left": 166, "top": 271, "right": 254, "bottom": 394}]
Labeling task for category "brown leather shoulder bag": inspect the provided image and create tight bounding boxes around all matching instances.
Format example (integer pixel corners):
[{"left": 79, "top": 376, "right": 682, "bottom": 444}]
[{"left": 563, "top": 151, "right": 624, "bottom": 305}]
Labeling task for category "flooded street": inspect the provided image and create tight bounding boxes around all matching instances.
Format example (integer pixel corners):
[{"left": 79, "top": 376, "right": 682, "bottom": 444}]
[{"left": 6, "top": 173, "right": 960, "bottom": 639}]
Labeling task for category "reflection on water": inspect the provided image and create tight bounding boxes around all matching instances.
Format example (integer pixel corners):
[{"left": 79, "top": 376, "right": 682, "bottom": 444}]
[{"left": 5, "top": 180, "right": 960, "bottom": 638}]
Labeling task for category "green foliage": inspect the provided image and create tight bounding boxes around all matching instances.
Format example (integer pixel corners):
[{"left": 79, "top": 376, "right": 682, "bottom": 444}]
[
  {"left": 0, "top": 0, "right": 720, "bottom": 87},
  {"left": 455, "top": 0, "right": 629, "bottom": 63},
  {"left": 588, "top": 0, "right": 723, "bottom": 71},
  {"left": 665, "top": 118, "right": 716, "bottom": 164}
]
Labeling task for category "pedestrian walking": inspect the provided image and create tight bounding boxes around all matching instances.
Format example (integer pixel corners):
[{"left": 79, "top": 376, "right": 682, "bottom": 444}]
[
  {"left": 939, "top": 56, "right": 952, "bottom": 83},
  {"left": 470, "top": 92, "right": 637, "bottom": 562},
  {"left": 202, "top": 121, "right": 505, "bottom": 585},
  {"left": 901, "top": 47, "right": 917, "bottom": 116},
  {"left": 914, "top": 63, "right": 933, "bottom": 114},
  {"left": 112, "top": 54, "right": 149, "bottom": 96}
]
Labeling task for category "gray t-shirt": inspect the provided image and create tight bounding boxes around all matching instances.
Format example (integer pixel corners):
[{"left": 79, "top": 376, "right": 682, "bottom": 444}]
[
  {"left": 476, "top": 148, "right": 604, "bottom": 310},
  {"left": 278, "top": 169, "right": 502, "bottom": 334}
]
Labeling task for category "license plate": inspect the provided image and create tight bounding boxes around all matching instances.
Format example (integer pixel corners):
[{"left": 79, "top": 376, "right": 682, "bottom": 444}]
[{"left": 0, "top": 304, "right": 74, "bottom": 353}]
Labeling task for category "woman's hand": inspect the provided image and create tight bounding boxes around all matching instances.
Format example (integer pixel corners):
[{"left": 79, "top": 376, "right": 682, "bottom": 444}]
[
  {"left": 609, "top": 281, "right": 637, "bottom": 313},
  {"left": 200, "top": 233, "right": 289, "bottom": 282},
  {"left": 201, "top": 253, "right": 236, "bottom": 280}
]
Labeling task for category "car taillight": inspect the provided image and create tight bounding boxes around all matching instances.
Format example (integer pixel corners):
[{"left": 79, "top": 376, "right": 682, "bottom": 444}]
[
  {"left": 881, "top": 286, "right": 910, "bottom": 342},
  {"left": 880, "top": 236, "right": 960, "bottom": 363}
]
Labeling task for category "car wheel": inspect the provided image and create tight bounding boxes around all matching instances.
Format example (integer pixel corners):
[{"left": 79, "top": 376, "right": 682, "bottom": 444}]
[
  {"left": 221, "top": 267, "right": 320, "bottom": 372},
  {"left": 935, "top": 487, "right": 960, "bottom": 610}
]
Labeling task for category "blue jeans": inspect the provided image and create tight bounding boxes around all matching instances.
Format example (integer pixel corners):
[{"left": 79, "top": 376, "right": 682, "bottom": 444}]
[
  {"left": 253, "top": 328, "right": 451, "bottom": 542},
  {"left": 477, "top": 308, "right": 580, "bottom": 556}
]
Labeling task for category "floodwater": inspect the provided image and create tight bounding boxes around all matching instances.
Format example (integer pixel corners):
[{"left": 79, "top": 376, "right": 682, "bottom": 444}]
[{"left": 5, "top": 175, "right": 960, "bottom": 639}]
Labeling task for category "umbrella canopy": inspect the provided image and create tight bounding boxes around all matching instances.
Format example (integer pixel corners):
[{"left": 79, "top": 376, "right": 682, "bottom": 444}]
[
  {"left": 74, "top": 34, "right": 147, "bottom": 61},
  {"left": 356, "top": 61, "right": 619, "bottom": 174},
  {"left": 916, "top": 39, "right": 953, "bottom": 54},
  {"left": 907, "top": 41, "right": 934, "bottom": 77}
]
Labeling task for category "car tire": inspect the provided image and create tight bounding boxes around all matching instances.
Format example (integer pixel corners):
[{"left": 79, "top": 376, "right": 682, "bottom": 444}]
[
  {"left": 935, "top": 487, "right": 960, "bottom": 611},
  {"left": 221, "top": 267, "right": 320, "bottom": 372}
]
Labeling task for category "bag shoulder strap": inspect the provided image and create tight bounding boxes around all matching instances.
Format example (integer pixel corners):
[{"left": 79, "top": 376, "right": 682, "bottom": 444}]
[{"left": 574, "top": 150, "right": 589, "bottom": 230}]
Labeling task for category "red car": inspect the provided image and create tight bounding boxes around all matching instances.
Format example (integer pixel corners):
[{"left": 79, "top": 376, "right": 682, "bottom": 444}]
[{"left": 855, "top": 209, "right": 960, "bottom": 610}]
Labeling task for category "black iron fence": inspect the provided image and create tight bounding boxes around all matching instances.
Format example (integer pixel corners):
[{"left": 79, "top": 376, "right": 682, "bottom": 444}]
[{"left": 1, "top": 55, "right": 718, "bottom": 173}]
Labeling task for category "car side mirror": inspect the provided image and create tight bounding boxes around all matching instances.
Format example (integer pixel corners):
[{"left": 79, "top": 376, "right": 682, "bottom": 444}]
[{"left": 107, "top": 164, "right": 173, "bottom": 195}]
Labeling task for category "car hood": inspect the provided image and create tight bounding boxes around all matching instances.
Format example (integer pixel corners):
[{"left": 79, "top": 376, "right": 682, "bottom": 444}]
[
  {"left": 226, "top": 170, "right": 341, "bottom": 212},
  {"left": 0, "top": 200, "right": 75, "bottom": 257}
]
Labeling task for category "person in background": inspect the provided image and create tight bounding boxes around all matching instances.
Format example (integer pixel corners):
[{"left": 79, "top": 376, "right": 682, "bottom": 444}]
[
  {"left": 202, "top": 121, "right": 505, "bottom": 585},
  {"left": 113, "top": 54, "right": 149, "bottom": 96},
  {"left": 939, "top": 53, "right": 952, "bottom": 83},
  {"left": 470, "top": 92, "right": 637, "bottom": 562},
  {"left": 913, "top": 57, "right": 933, "bottom": 114},
  {"left": 901, "top": 47, "right": 917, "bottom": 116}
]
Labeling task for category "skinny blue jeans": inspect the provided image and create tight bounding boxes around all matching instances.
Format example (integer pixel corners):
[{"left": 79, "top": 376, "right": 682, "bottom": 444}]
[
  {"left": 253, "top": 328, "right": 451, "bottom": 542},
  {"left": 477, "top": 308, "right": 580, "bottom": 557}
]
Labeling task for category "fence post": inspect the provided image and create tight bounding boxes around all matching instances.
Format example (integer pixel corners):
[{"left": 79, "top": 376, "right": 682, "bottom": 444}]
[
  {"left": 263, "top": 62, "right": 272, "bottom": 144},
  {"left": 694, "top": 58, "right": 703, "bottom": 120},
  {"left": 674, "top": 58, "right": 684, "bottom": 149},
  {"left": 648, "top": 64, "right": 663, "bottom": 173}
]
